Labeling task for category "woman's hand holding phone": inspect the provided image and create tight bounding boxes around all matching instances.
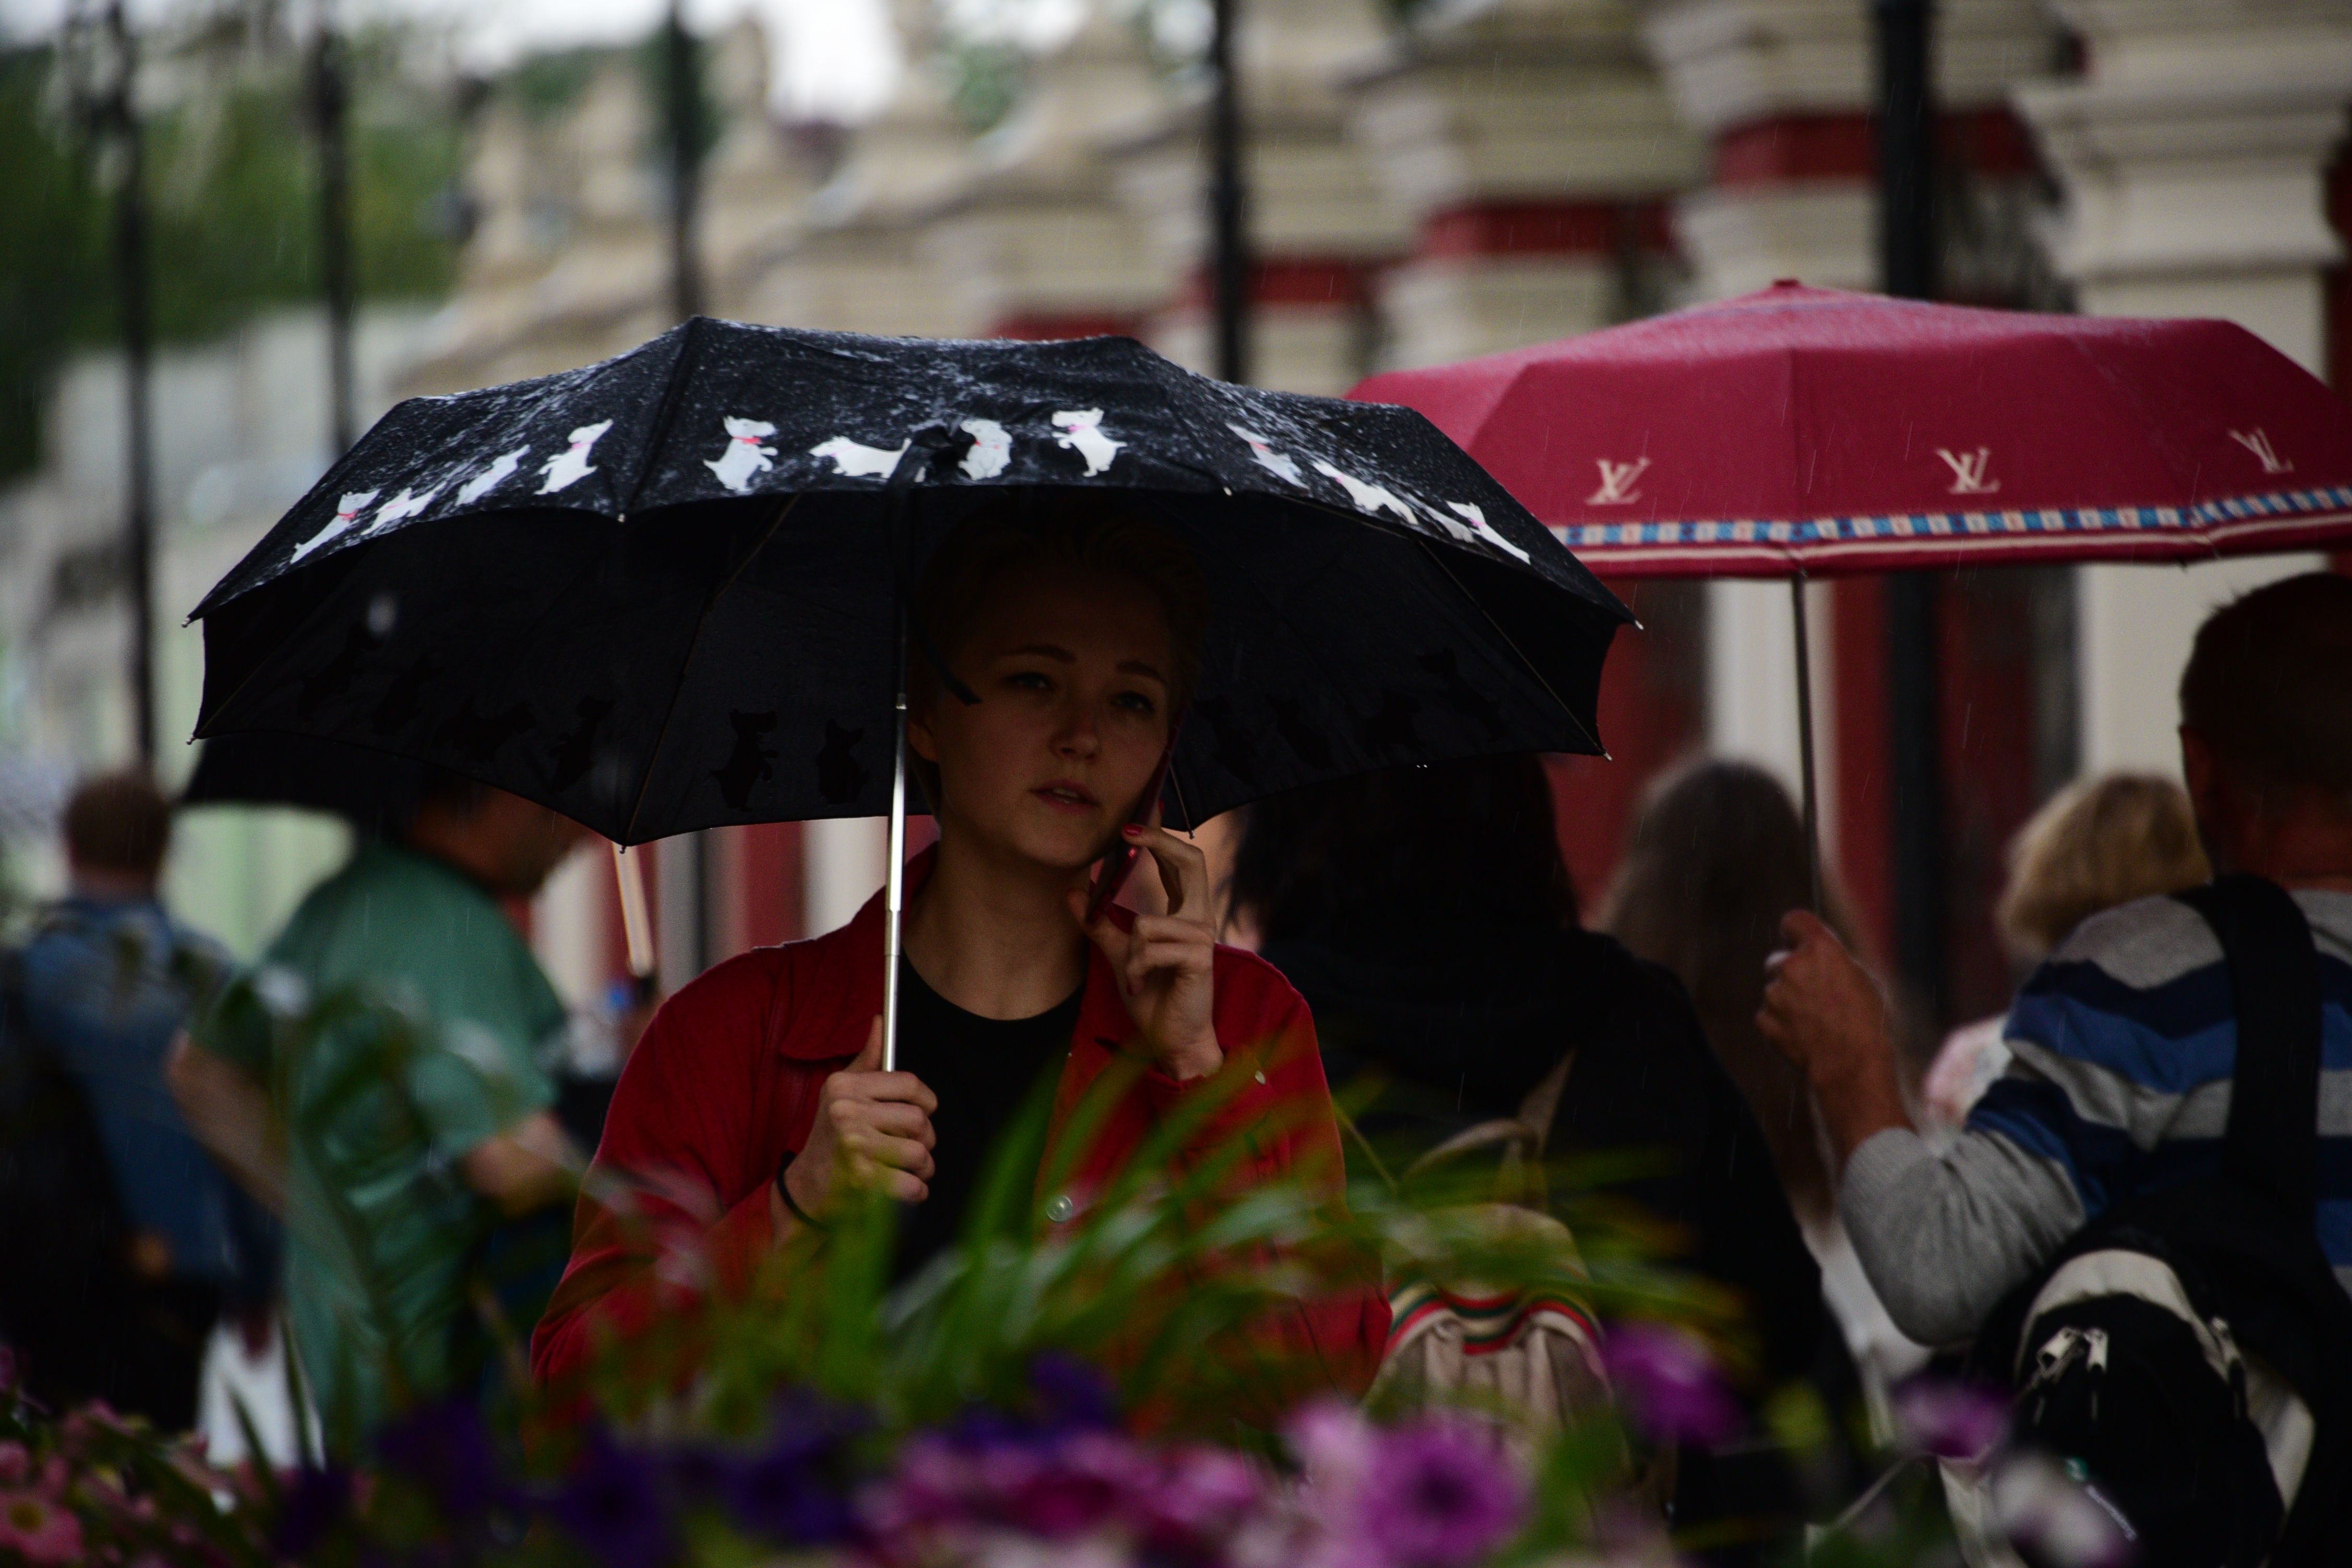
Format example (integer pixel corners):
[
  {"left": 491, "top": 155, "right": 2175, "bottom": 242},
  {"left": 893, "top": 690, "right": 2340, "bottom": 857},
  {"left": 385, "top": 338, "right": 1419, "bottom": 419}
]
[
  {"left": 776, "top": 1017, "right": 939, "bottom": 1230},
  {"left": 1071, "top": 819, "right": 1223, "bottom": 1083}
]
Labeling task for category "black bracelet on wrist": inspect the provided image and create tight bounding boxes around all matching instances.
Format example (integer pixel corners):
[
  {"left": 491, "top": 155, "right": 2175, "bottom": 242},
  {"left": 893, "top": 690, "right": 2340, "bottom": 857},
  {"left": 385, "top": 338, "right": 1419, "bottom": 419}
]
[{"left": 774, "top": 1151, "right": 829, "bottom": 1234}]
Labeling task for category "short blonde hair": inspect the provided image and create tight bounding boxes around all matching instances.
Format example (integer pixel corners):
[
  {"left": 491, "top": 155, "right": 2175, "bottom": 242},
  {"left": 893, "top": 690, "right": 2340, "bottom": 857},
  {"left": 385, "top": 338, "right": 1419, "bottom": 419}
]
[{"left": 1997, "top": 774, "right": 2210, "bottom": 961}]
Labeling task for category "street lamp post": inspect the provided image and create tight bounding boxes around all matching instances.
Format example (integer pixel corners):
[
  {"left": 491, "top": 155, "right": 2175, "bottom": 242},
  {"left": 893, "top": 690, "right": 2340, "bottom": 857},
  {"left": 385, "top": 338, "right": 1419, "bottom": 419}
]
[
  {"left": 1876, "top": 0, "right": 1948, "bottom": 1026},
  {"left": 104, "top": 0, "right": 157, "bottom": 769},
  {"left": 1208, "top": 0, "right": 1249, "bottom": 385},
  {"left": 311, "top": 7, "right": 357, "bottom": 456}
]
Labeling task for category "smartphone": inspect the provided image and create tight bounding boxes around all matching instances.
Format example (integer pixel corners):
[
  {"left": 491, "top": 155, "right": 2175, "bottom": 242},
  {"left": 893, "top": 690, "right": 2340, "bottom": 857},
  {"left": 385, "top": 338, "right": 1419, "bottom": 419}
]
[{"left": 1084, "top": 741, "right": 1178, "bottom": 924}]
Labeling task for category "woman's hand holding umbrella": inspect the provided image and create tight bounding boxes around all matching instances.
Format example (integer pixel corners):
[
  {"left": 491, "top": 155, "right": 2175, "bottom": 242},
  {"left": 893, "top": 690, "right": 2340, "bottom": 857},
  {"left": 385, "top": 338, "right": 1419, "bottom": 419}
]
[
  {"left": 778, "top": 1018, "right": 940, "bottom": 1230},
  {"left": 1074, "top": 820, "right": 1223, "bottom": 1084}
]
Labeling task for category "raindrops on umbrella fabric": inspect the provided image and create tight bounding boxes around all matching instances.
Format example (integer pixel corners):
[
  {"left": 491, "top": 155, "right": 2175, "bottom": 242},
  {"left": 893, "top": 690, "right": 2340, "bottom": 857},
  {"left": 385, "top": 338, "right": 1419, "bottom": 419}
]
[
  {"left": 708, "top": 418, "right": 779, "bottom": 493},
  {"left": 538, "top": 421, "right": 614, "bottom": 494}
]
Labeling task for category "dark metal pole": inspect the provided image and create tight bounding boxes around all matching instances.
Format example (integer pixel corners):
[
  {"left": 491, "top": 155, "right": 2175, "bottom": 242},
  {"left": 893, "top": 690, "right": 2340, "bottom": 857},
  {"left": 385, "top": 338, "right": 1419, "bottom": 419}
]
[
  {"left": 665, "top": 0, "right": 702, "bottom": 323},
  {"left": 663, "top": 0, "right": 708, "bottom": 976},
  {"left": 106, "top": 0, "right": 155, "bottom": 768},
  {"left": 1791, "top": 573, "right": 1822, "bottom": 915},
  {"left": 1208, "top": 0, "right": 1249, "bottom": 384},
  {"left": 1877, "top": 0, "right": 1947, "bottom": 1024},
  {"left": 311, "top": 9, "right": 357, "bottom": 454}
]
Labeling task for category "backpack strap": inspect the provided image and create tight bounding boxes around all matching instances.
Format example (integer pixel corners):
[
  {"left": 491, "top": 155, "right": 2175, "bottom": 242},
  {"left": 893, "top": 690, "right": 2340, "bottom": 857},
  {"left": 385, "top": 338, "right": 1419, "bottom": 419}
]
[{"left": 2174, "top": 874, "right": 2324, "bottom": 1220}]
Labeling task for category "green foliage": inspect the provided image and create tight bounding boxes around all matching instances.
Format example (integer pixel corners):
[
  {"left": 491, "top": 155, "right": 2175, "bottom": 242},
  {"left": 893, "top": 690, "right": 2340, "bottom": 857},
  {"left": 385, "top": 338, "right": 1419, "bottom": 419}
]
[{"left": 0, "top": 28, "right": 464, "bottom": 485}]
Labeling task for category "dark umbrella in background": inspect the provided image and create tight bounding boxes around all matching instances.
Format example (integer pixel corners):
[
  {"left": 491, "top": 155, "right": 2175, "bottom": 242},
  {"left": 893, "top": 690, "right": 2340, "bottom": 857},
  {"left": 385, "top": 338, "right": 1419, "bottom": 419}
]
[{"left": 190, "top": 320, "right": 1630, "bottom": 1064}]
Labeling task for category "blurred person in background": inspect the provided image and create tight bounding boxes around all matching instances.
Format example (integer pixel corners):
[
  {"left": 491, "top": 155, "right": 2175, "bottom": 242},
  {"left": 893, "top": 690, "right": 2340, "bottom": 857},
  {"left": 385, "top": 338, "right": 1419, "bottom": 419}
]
[
  {"left": 1601, "top": 760, "right": 1927, "bottom": 1429},
  {"left": 1921, "top": 774, "right": 2210, "bottom": 1131},
  {"left": 1760, "top": 572, "right": 2352, "bottom": 1349},
  {"left": 1228, "top": 754, "right": 1834, "bottom": 1562},
  {"left": 0, "top": 771, "right": 264, "bottom": 1430},
  {"left": 170, "top": 770, "right": 590, "bottom": 1454}
]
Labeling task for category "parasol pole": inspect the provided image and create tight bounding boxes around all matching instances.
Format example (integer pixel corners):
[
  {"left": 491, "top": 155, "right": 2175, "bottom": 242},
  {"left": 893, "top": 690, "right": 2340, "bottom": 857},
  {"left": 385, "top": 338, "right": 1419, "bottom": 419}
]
[
  {"left": 611, "top": 843, "right": 657, "bottom": 996},
  {"left": 1791, "top": 571, "right": 1823, "bottom": 914},
  {"left": 882, "top": 602, "right": 911, "bottom": 1071}
]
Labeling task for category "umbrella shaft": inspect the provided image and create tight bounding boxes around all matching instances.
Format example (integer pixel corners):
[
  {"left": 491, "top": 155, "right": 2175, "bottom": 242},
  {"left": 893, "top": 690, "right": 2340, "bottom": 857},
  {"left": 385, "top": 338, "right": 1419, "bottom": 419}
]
[
  {"left": 1792, "top": 572, "right": 1823, "bottom": 915},
  {"left": 882, "top": 617, "right": 911, "bottom": 1072}
]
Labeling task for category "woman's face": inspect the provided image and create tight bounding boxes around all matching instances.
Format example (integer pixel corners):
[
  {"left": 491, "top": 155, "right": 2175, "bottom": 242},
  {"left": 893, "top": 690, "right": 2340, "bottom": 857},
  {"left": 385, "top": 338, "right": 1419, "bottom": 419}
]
[{"left": 910, "top": 558, "right": 1175, "bottom": 877}]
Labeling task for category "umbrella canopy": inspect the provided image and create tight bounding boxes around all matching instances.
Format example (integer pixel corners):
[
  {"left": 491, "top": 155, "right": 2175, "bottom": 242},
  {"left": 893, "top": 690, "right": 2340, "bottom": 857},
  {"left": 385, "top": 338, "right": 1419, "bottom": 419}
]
[
  {"left": 180, "top": 731, "right": 426, "bottom": 836},
  {"left": 192, "top": 320, "right": 1629, "bottom": 847},
  {"left": 1354, "top": 282, "right": 2352, "bottom": 578}
]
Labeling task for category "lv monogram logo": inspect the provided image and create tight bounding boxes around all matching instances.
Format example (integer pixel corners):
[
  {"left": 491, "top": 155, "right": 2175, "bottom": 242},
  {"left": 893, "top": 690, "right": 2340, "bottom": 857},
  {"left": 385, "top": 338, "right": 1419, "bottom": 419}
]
[
  {"left": 1586, "top": 457, "right": 1651, "bottom": 506},
  {"left": 2228, "top": 428, "right": 2292, "bottom": 475},
  {"left": 1936, "top": 446, "right": 2000, "bottom": 495}
]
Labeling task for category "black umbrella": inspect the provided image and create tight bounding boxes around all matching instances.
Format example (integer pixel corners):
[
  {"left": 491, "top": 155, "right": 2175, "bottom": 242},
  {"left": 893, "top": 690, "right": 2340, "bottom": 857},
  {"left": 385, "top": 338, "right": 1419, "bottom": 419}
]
[
  {"left": 179, "top": 730, "right": 427, "bottom": 836},
  {"left": 192, "top": 320, "right": 1630, "bottom": 1062}
]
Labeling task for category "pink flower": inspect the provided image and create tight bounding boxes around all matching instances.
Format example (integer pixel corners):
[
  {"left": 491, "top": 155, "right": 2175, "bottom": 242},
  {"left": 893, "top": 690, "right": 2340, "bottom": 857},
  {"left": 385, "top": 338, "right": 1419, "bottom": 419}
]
[
  {"left": 1600, "top": 1322, "right": 1741, "bottom": 1447},
  {"left": 0, "top": 1443, "right": 27, "bottom": 1486},
  {"left": 0, "top": 1489, "right": 85, "bottom": 1564}
]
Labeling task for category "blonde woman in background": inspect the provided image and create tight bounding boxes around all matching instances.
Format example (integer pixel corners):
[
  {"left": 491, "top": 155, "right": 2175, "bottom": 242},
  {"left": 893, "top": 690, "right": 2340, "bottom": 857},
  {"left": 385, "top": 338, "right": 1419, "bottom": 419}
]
[{"left": 1922, "top": 774, "right": 2210, "bottom": 1131}]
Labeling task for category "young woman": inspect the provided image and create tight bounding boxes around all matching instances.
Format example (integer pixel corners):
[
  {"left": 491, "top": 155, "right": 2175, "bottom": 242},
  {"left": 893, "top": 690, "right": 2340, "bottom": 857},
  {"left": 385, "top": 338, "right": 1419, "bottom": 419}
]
[{"left": 530, "top": 501, "right": 1385, "bottom": 1397}]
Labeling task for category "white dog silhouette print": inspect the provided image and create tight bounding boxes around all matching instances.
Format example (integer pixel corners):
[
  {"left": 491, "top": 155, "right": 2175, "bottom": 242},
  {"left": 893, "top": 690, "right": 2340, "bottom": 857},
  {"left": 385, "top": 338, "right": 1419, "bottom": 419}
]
[
  {"left": 369, "top": 485, "right": 444, "bottom": 536},
  {"left": 811, "top": 435, "right": 911, "bottom": 479},
  {"left": 1445, "top": 501, "right": 1532, "bottom": 564},
  {"left": 538, "top": 421, "right": 614, "bottom": 494},
  {"left": 1228, "top": 425, "right": 1302, "bottom": 486},
  {"left": 1312, "top": 460, "right": 1419, "bottom": 527},
  {"left": 291, "top": 489, "right": 381, "bottom": 563},
  {"left": 456, "top": 447, "right": 527, "bottom": 506},
  {"left": 706, "top": 418, "right": 778, "bottom": 494},
  {"left": 1050, "top": 410, "right": 1121, "bottom": 475},
  {"left": 959, "top": 419, "right": 1012, "bottom": 480}
]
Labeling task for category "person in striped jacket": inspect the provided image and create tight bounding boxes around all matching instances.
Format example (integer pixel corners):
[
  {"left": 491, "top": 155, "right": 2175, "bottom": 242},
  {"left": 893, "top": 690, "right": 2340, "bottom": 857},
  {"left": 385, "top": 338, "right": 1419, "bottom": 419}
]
[{"left": 1756, "top": 571, "right": 2352, "bottom": 1346}]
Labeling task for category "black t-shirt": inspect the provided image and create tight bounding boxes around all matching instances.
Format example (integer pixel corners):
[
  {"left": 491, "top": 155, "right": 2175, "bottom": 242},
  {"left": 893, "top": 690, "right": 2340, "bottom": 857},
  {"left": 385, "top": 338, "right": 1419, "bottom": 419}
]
[{"left": 889, "top": 960, "right": 1082, "bottom": 1280}]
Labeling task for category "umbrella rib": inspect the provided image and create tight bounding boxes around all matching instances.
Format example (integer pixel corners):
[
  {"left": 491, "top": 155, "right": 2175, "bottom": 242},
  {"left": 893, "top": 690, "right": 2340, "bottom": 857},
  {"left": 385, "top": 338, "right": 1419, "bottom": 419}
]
[
  {"left": 618, "top": 492, "right": 803, "bottom": 845},
  {"left": 621, "top": 317, "right": 707, "bottom": 518},
  {"left": 1410, "top": 537, "right": 1605, "bottom": 757}
]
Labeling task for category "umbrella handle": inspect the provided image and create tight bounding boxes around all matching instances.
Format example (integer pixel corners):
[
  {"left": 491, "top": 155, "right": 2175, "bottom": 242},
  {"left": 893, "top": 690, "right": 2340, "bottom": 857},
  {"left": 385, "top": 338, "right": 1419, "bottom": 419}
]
[
  {"left": 881, "top": 605, "right": 912, "bottom": 1072},
  {"left": 611, "top": 842, "right": 658, "bottom": 986}
]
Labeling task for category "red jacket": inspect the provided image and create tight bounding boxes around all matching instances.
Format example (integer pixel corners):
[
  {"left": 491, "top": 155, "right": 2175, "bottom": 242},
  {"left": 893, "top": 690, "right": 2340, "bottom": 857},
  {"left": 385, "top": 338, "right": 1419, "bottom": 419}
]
[{"left": 531, "top": 854, "right": 1390, "bottom": 1402}]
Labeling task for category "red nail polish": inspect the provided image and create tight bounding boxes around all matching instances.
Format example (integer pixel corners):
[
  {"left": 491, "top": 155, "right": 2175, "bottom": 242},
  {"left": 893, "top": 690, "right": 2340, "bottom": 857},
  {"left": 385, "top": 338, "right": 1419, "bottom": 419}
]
[{"left": 1122, "top": 824, "right": 1143, "bottom": 838}]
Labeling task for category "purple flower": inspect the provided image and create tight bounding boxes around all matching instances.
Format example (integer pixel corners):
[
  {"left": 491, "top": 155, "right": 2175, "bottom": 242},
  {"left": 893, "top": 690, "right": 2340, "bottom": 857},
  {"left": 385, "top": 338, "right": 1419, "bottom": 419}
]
[
  {"left": 1891, "top": 1378, "right": 2010, "bottom": 1462},
  {"left": 1134, "top": 1444, "right": 1263, "bottom": 1552},
  {"left": 550, "top": 1431, "right": 676, "bottom": 1568},
  {"left": 1356, "top": 1422, "right": 1526, "bottom": 1568},
  {"left": 721, "top": 1446, "right": 855, "bottom": 1545},
  {"left": 377, "top": 1399, "right": 505, "bottom": 1517},
  {"left": 1601, "top": 1322, "right": 1741, "bottom": 1447}
]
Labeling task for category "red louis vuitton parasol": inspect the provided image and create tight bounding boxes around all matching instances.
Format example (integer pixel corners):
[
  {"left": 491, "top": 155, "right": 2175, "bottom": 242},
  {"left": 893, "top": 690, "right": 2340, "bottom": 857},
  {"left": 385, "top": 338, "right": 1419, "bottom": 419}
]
[{"left": 1354, "top": 281, "right": 2352, "bottom": 903}]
